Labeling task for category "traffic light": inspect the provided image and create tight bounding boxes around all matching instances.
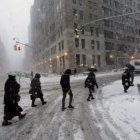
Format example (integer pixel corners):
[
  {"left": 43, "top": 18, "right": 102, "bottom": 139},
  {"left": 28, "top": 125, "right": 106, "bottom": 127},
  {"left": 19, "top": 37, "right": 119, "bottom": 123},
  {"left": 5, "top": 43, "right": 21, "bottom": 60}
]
[
  {"left": 17, "top": 46, "right": 20, "bottom": 51},
  {"left": 14, "top": 45, "right": 17, "bottom": 51},
  {"left": 75, "top": 28, "right": 80, "bottom": 38}
]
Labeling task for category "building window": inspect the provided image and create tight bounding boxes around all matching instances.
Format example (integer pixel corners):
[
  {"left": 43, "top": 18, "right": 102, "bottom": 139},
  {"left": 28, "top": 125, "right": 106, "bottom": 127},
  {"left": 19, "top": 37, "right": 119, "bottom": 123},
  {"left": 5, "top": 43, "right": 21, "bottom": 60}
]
[
  {"left": 88, "top": 1, "right": 92, "bottom": 9},
  {"left": 59, "top": 42, "right": 61, "bottom": 51},
  {"left": 79, "top": 0, "right": 83, "bottom": 6},
  {"left": 82, "top": 54, "right": 86, "bottom": 65},
  {"left": 62, "top": 40, "right": 64, "bottom": 50},
  {"left": 73, "top": 0, "right": 76, "bottom": 4},
  {"left": 81, "top": 39, "right": 85, "bottom": 49},
  {"left": 91, "top": 40, "right": 94, "bottom": 49},
  {"left": 76, "top": 54, "right": 80, "bottom": 65},
  {"left": 97, "top": 55, "right": 101, "bottom": 67},
  {"left": 97, "top": 41, "right": 100, "bottom": 50},
  {"left": 73, "top": 9, "right": 78, "bottom": 16},
  {"left": 96, "top": 28, "right": 99, "bottom": 37},
  {"left": 104, "top": 30, "right": 113, "bottom": 39},
  {"left": 90, "top": 27, "right": 94, "bottom": 36},
  {"left": 105, "top": 42, "right": 114, "bottom": 50},
  {"left": 75, "top": 38, "right": 79, "bottom": 47},
  {"left": 89, "top": 13, "right": 92, "bottom": 20},
  {"left": 79, "top": 10, "right": 83, "bottom": 20}
]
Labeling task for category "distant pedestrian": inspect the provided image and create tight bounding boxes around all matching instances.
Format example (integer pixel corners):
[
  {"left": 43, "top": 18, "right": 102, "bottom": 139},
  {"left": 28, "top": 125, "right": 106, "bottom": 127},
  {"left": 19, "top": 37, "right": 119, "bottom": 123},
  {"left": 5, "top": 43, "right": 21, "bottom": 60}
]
[
  {"left": 85, "top": 71, "right": 98, "bottom": 101},
  {"left": 60, "top": 69, "right": 74, "bottom": 111},
  {"left": 29, "top": 73, "right": 47, "bottom": 107},
  {"left": 30, "top": 71, "right": 34, "bottom": 81},
  {"left": 122, "top": 68, "right": 131, "bottom": 93},
  {"left": 74, "top": 68, "right": 77, "bottom": 76},
  {"left": 2, "top": 75, "right": 26, "bottom": 126}
]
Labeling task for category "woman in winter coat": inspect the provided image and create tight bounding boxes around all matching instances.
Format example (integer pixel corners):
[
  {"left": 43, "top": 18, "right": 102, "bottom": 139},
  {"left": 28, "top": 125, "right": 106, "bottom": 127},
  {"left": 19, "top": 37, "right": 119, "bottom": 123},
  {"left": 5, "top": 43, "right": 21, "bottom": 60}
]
[
  {"left": 2, "top": 75, "right": 26, "bottom": 126},
  {"left": 85, "top": 72, "right": 98, "bottom": 101},
  {"left": 29, "top": 73, "right": 47, "bottom": 107}
]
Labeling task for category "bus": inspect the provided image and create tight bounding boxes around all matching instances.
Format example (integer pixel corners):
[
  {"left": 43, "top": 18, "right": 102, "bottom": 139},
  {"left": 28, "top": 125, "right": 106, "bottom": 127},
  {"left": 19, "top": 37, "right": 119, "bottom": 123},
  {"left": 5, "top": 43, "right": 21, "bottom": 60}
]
[{"left": 130, "top": 59, "right": 140, "bottom": 73}]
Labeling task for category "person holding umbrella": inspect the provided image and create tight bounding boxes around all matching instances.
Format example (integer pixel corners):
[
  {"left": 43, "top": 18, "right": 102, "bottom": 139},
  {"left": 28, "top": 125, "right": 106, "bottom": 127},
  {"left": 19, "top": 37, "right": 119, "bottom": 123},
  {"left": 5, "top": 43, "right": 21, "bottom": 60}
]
[{"left": 2, "top": 74, "right": 26, "bottom": 126}]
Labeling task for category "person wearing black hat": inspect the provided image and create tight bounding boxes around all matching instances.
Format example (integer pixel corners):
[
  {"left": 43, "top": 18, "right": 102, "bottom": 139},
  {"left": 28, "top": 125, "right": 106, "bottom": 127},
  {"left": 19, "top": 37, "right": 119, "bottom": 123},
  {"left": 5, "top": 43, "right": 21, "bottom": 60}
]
[
  {"left": 29, "top": 73, "right": 47, "bottom": 107},
  {"left": 2, "top": 75, "right": 26, "bottom": 126},
  {"left": 85, "top": 71, "right": 98, "bottom": 101},
  {"left": 60, "top": 69, "right": 74, "bottom": 111}
]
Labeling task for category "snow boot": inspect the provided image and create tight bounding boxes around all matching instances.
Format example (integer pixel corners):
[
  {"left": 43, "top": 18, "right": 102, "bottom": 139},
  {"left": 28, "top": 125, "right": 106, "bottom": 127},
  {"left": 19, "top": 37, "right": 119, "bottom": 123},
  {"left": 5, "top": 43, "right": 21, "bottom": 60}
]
[
  {"left": 68, "top": 105, "right": 74, "bottom": 109},
  {"left": 18, "top": 112, "right": 26, "bottom": 120},
  {"left": 32, "top": 104, "right": 37, "bottom": 107},
  {"left": 2, "top": 120, "right": 12, "bottom": 126},
  {"left": 62, "top": 107, "right": 66, "bottom": 111},
  {"left": 42, "top": 101, "right": 47, "bottom": 105}
]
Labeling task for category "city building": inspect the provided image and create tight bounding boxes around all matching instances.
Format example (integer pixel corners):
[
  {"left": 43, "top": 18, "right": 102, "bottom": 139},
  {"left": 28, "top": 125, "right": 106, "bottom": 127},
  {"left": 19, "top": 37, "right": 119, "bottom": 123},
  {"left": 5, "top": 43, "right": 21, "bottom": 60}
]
[{"left": 30, "top": 0, "right": 140, "bottom": 73}]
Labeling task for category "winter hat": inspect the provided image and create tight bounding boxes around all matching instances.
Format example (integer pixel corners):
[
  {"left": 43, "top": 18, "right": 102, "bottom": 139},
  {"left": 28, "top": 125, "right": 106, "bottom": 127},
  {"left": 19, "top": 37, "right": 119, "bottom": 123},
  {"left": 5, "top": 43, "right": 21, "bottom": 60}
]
[
  {"left": 35, "top": 73, "right": 41, "bottom": 78},
  {"left": 65, "top": 69, "right": 71, "bottom": 75}
]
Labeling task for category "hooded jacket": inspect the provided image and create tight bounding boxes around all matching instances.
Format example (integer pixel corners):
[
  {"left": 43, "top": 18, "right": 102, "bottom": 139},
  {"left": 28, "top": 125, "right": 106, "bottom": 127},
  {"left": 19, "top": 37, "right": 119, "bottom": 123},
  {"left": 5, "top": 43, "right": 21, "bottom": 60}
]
[{"left": 60, "top": 69, "right": 71, "bottom": 90}]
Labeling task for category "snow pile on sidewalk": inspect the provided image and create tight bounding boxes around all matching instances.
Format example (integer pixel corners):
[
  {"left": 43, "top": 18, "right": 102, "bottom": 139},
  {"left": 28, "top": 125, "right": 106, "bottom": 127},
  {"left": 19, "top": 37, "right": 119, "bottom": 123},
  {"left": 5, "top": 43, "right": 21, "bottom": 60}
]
[{"left": 98, "top": 76, "right": 140, "bottom": 140}]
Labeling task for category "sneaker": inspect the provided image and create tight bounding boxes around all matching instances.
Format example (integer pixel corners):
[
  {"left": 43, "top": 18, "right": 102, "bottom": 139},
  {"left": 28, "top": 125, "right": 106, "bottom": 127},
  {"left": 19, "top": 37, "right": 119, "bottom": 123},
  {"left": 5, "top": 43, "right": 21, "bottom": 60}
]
[
  {"left": 2, "top": 120, "right": 12, "bottom": 126},
  {"left": 91, "top": 97, "right": 95, "bottom": 100},
  {"left": 87, "top": 98, "right": 90, "bottom": 101},
  {"left": 19, "top": 113, "right": 26, "bottom": 120},
  {"left": 68, "top": 105, "right": 74, "bottom": 109},
  {"left": 62, "top": 107, "right": 66, "bottom": 111},
  {"left": 32, "top": 104, "right": 37, "bottom": 107},
  {"left": 42, "top": 101, "right": 47, "bottom": 105}
]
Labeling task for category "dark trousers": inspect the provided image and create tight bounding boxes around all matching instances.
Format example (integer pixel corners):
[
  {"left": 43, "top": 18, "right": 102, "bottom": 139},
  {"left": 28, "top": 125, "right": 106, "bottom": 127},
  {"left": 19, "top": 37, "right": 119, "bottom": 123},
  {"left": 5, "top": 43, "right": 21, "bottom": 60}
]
[
  {"left": 62, "top": 89, "right": 73, "bottom": 108},
  {"left": 87, "top": 88, "right": 94, "bottom": 100},
  {"left": 31, "top": 89, "right": 45, "bottom": 105},
  {"left": 123, "top": 80, "right": 130, "bottom": 92}
]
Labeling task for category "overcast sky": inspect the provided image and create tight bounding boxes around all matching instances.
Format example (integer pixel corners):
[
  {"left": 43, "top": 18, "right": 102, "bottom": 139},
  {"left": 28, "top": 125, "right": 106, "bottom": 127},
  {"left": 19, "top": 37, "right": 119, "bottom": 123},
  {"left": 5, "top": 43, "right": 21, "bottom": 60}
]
[{"left": 0, "top": 0, "right": 34, "bottom": 71}]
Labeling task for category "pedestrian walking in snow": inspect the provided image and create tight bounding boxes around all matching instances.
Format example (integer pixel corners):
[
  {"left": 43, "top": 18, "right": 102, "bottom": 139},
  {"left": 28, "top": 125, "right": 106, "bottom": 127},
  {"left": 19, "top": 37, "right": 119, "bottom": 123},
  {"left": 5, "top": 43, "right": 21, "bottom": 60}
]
[
  {"left": 2, "top": 75, "right": 26, "bottom": 126},
  {"left": 60, "top": 69, "right": 74, "bottom": 111},
  {"left": 29, "top": 73, "right": 47, "bottom": 107},
  {"left": 85, "top": 72, "right": 98, "bottom": 101},
  {"left": 122, "top": 68, "right": 131, "bottom": 93}
]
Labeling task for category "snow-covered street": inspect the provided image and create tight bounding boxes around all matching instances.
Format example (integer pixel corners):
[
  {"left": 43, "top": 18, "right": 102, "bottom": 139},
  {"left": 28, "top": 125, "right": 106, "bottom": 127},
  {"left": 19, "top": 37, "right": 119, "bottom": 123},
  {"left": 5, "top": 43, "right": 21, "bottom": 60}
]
[{"left": 0, "top": 72, "right": 140, "bottom": 140}]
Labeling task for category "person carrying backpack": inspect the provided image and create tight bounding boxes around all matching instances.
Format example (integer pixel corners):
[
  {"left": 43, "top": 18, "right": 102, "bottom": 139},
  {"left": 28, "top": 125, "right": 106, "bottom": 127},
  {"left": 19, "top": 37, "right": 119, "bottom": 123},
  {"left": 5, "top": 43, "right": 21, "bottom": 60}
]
[
  {"left": 60, "top": 69, "right": 74, "bottom": 111},
  {"left": 85, "top": 72, "right": 98, "bottom": 101}
]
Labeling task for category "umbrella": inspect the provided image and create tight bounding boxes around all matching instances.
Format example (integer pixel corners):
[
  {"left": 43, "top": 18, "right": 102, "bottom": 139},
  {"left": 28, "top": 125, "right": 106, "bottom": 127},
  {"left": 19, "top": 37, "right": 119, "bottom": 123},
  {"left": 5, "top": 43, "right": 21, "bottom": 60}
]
[
  {"left": 7, "top": 71, "right": 32, "bottom": 78},
  {"left": 125, "top": 64, "right": 135, "bottom": 71}
]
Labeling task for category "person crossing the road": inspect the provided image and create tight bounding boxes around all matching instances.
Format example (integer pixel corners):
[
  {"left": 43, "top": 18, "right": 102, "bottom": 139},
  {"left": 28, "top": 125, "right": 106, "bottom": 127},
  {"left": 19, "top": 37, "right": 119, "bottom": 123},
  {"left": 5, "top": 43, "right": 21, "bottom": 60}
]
[
  {"left": 29, "top": 73, "right": 47, "bottom": 107},
  {"left": 2, "top": 75, "right": 26, "bottom": 126},
  {"left": 60, "top": 69, "right": 74, "bottom": 111},
  {"left": 85, "top": 71, "right": 98, "bottom": 101}
]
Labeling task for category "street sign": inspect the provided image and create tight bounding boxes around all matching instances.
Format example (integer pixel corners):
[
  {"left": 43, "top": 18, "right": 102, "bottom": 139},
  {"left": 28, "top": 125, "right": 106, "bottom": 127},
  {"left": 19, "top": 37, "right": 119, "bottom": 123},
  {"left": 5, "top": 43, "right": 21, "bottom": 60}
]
[{"left": 44, "top": 51, "right": 50, "bottom": 57}]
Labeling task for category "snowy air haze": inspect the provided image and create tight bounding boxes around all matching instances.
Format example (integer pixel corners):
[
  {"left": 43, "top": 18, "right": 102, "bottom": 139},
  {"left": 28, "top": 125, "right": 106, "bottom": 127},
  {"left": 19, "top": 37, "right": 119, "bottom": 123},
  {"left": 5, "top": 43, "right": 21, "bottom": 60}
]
[{"left": 0, "top": 0, "right": 34, "bottom": 71}]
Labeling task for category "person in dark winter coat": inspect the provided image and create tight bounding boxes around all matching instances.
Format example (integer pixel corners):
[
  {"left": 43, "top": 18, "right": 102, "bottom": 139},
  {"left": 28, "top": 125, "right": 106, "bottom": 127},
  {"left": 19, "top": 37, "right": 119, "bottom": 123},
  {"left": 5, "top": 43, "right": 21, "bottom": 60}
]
[
  {"left": 29, "top": 73, "right": 47, "bottom": 107},
  {"left": 85, "top": 72, "right": 98, "bottom": 101},
  {"left": 60, "top": 69, "right": 74, "bottom": 111},
  {"left": 122, "top": 69, "right": 131, "bottom": 93},
  {"left": 2, "top": 75, "right": 26, "bottom": 126}
]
